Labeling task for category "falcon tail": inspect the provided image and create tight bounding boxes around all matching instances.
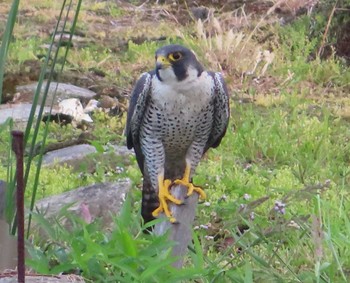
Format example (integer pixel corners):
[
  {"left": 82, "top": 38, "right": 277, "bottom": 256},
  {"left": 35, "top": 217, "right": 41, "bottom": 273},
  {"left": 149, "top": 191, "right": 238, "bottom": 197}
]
[{"left": 141, "top": 176, "right": 159, "bottom": 227}]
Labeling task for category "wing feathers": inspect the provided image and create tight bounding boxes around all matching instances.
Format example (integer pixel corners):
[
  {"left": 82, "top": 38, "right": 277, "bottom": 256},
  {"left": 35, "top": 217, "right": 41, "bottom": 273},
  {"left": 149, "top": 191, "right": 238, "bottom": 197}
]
[
  {"left": 205, "top": 72, "right": 230, "bottom": 151},
  {"left": 125, "top": 72, "right": 152, "bottom": 173},
  {"left": 126, "top": 72, "right": 152, "bottom": 149}
]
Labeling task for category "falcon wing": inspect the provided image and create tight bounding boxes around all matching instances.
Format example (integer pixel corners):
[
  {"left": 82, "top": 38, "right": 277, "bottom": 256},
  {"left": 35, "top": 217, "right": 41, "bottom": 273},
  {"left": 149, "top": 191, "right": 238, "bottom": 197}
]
[
  {"left": 125, "top": 72, "right": 153, "bottom": 173},
  {"left": 205, "top": 72, "right": 230, "bottom": 152}
]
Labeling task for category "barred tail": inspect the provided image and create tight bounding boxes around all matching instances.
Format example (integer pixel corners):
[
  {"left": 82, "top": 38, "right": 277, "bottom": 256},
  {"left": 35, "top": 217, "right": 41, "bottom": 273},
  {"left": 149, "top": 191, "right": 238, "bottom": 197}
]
[{"left": 141, "top": 175, "right": 159, "bottom": 225}]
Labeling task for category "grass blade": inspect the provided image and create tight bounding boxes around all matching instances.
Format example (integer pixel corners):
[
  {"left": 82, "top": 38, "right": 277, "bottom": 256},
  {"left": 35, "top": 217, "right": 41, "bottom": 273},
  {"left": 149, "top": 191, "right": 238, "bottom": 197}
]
[{"left": 0, "top": 0, "right": 20, "bottom": 103}]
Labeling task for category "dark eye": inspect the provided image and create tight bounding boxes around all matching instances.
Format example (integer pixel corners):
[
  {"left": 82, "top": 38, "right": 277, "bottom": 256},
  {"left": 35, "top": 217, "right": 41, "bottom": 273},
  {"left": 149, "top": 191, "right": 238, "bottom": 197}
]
[{"left": 169, "top": 52, "right": 182, "bottom": 61}]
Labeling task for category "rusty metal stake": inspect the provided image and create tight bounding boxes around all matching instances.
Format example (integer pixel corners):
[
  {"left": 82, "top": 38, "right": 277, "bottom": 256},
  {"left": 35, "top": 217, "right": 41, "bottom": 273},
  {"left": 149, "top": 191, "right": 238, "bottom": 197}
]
[{"left": 12, "top": 130, "right": 25, "bottom": 283}]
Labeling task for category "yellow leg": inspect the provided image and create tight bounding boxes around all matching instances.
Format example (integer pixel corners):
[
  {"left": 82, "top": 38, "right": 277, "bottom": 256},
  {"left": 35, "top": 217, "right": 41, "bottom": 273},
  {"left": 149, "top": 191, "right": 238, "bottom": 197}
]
[
  {"left": 152, "top": 174, "right": 182, "bottom": 223},
  {"left": 174, "top": 163, "right": 206, "bottom": 200}
]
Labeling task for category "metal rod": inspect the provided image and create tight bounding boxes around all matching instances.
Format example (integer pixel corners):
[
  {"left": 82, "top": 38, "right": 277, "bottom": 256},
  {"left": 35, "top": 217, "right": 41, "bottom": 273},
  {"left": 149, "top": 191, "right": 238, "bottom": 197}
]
[{"left": 12, "top": 130, "right": 25, "bottom": 283}]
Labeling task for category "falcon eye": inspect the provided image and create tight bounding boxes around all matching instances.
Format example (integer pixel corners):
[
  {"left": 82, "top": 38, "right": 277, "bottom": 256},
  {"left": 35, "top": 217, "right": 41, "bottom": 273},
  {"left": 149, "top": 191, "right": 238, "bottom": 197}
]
[{"left": 168, "top": 52, "right": 182, "bottom": 61}]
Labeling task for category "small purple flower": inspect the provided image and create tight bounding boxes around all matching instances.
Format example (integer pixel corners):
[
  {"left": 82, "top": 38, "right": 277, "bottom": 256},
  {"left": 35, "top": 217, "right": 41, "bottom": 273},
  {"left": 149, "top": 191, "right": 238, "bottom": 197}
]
[
  {"left": 115, "top": 166, "right": 124, "bottom": 174},
  {"left": 243, "top": 193, "right": 251, "bottom": 200},
  {"left": 274, "top": 200, "right": 286, "bottom": 214},
  {"left": 220, "top": 194, "right": 228, "bottom": 201},
  {"left": 249, "top": 211, "right": 255, "bottom": 220},
  {"left": 239, "top": 203, "right": 246, "bottom": 211},
  {"left": 244, "top": 163, "right": 252, "bottom": 171},
  {"left": 324, "top": 179, "right": 331, "bottom": 187},
  {"left": 204, "top": 235, "right": 214, "bottom": 240}
]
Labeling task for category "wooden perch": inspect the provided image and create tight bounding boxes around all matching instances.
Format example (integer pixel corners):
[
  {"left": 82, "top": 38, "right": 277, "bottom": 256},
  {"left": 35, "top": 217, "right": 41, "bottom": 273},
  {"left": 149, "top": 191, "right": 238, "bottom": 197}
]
[{"left": 154, "top": 184, "right": 199, "bottom": 268}]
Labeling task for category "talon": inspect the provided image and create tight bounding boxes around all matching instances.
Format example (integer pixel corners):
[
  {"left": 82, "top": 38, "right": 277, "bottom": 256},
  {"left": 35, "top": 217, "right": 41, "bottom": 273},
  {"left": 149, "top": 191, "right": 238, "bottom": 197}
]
[
  {"left": 174, "top": 179, "right": 206, "bottom": 200},
  {"left": 173, "top": 162, "right": 206, "bottom": 200},
  {"left": 152, "top": 175, "right": 182, "bottom": 222}
]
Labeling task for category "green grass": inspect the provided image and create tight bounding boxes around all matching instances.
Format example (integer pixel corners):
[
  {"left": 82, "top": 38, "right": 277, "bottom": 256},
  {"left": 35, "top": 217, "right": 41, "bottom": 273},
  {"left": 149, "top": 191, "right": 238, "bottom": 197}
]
[{"left": 193, "top": 97, "right": 350, "bottom": 281}]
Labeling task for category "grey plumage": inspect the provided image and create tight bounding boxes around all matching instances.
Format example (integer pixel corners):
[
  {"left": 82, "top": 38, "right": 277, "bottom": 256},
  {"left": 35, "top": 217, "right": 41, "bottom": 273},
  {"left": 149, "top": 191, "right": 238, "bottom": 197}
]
[{"left": 126, "top": 44, "right": 230, "bottom": 224}]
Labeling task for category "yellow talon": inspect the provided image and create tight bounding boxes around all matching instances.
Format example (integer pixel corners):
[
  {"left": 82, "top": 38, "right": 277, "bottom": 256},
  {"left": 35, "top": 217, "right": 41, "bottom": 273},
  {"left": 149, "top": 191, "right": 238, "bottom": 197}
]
[
  {"left": 174, "top": 162, "right": 206, "bottom": 200},
  {"left": 152, "top": 176, "right": 182, "bottom": 222},
  {"left": 174, "top": 180, "right": 206, "bottom": 200}
]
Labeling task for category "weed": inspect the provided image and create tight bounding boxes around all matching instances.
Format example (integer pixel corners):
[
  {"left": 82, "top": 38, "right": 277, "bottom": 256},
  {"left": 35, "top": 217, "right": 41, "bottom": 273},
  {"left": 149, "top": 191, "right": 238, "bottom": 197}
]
[{"left": 27, "top": 197, "right": 208, "bottom": 282}]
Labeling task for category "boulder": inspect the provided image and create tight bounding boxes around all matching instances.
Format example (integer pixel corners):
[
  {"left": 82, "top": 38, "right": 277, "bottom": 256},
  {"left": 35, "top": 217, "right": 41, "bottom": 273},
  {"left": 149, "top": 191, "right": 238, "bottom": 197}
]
[
  {"left": 35, "top": 180, "right": 132, "bottom": 228},
  {"left": 16, "top": 81, "right": 96, "bottom": 106},
  {"left": 42, "top": 144, "right": 132, "bottom": 171},
  {"left": 0, "top": 181, "right": 17, "bottom": 272},
  {"left": 0, "top": 103, "right": 50, "bottom": 127},
  {"left": 55, "top": 98, "right": 93, "bottom": 124},
  {"left": 42, "top": 144, "right": 97, "bottom": 166}
]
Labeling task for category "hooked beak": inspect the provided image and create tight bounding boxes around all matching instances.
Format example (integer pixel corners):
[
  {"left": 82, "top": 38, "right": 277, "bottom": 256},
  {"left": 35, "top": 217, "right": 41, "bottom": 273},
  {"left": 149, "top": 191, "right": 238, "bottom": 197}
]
[{"left": 156, "top": 55, "right": 171, "bottom": 69}]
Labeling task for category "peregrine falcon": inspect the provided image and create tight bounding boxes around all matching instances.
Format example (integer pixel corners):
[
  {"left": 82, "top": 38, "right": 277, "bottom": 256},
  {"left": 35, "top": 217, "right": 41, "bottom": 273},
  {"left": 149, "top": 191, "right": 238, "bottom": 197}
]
[{"left": 126, "top": 44, "right": 230, "bottom": 224}]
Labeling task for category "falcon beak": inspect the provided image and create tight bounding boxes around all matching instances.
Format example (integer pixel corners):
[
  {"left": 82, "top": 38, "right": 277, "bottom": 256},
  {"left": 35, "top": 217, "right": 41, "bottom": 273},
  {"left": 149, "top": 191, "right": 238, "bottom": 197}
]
[{"left": 156, "top": 55, "right": 171, "bottom": 69}]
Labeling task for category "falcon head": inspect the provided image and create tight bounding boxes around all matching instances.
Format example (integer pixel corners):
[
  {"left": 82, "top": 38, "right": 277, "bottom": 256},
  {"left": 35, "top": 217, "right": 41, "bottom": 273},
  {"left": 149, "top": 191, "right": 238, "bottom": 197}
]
[{"left": 155, "top": 44, "right": 204, "bottom": 82}]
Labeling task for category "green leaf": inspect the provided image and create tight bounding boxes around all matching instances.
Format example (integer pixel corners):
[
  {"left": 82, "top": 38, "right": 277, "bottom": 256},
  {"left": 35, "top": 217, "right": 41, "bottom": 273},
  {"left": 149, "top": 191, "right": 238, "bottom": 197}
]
[
  {"left": 140, "top": 256, "right": 176, "bottom": 280},
  {"left": 0, "top": 0, "right": 20, "bottom": 103},
  {"left": 244, "top": 262, "right": 253, "bottom": 283},
  {"left": 120, "top": 228, "right": 137, "bottom": 257},
  {"left": 91, "top": 140, "right": 105, "bottom": 153},
  {"left": 191, "top": 230, "right": 204, "bottom": 268},
  {"left": 30, "top": 213, "right": 57, "bottom": 240},
  {"left": 50, "top": 263, "right": 77, "bottom": 274}
]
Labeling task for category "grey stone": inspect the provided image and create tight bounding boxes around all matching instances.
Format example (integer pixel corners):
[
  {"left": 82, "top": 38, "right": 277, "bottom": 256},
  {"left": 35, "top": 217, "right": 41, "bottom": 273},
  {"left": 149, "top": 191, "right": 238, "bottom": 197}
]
[
  {"left": 55, "top": 98, "right": 93, "bottom": 123},
  {"left": 108, "top": 144, "right": 133, "bottom": 157},
  {"left": 0, "top": 103, "right": 50, "bottom": 127},
  {"left": 42, "top": 144, "right": 97, "bottom": 166},
  {"left": 16, "top": 81, "right": 96, "bottom": 106},
  {"left": 35, "top": 180, "right": 132, "bottom": 228},
  {"left": 0, "top": 182, "right": 17, "bottom": 272},
  {"left": 42, "top": 144, "right": 132, "bottom": 169},
  {"left": 0, "top": 219, "right": 17, "bottom": 273},
  {"left": 191, "top": 6, "right": 210, "bottom": 20}
]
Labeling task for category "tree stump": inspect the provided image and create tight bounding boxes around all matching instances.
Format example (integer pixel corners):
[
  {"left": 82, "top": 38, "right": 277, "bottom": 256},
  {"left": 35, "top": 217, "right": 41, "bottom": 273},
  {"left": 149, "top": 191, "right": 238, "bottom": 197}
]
[{"left": 154, "top": 184, "right": 199, "bottom": 268}]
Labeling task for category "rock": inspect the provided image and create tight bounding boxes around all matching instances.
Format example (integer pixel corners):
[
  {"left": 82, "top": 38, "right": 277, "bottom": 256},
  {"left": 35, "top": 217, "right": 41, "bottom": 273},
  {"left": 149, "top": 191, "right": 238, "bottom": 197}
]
[
  {"left": 35, "top": 180, "right": 132, "bottom": 228},
  {"left": 108, "top": 144, "right": 132, "bottom": 155},
  {"left": 42, "top": 144, "right": 132, "bottom": 171},
  {"left": 56, "top": 98, "right": 93, "bottom": 124},
  {"left": 0, "top": 219, "right": 17, "bottom": 272},
  {"left": 191, "top": 6, "right": 210, "bottom": 20},
  {"left": 44, "top": 98, "right": 101, "bottom": 126},
  {"left": 98, "top": 95, "right": 117, "bottom": 109},
  {"left": 42, "top": 144, "right": 97, "bottom": 166},
  {"left": 0, "top": 103, "right": 50, "bottom": 128},
  {"left": 0, "top": 181, "right": 17, "bottom": 272},
  {"left": 84, "top": 99, "right": 100, "bottom": 113},
  {"left": 16, "top": 81, "right": 96, "bottom": 106},
  {"left": 53, "top": 32, "right": 90, "bottom": 49}
]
